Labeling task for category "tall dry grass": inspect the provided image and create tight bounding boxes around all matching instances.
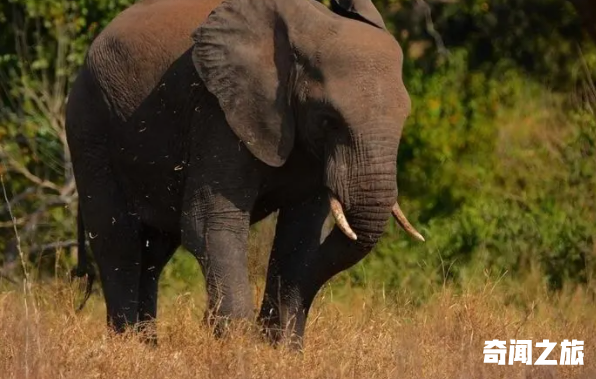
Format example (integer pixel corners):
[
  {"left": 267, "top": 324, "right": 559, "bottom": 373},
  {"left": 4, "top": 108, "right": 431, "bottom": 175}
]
[{"left": 0, "top": 276, "right": 594, "bottom": 379}]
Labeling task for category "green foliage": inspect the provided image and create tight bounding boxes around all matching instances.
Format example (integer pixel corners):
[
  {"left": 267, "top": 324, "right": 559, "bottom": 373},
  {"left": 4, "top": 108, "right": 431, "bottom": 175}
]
[
  {"left": 378, "top": 0, "right": 595, "bottom": 89},
  {"left": 347, "top": 53, "right": 596, "bottom": 297},
  {"left": 316, "top": 0, "right": 596, "bottom": 300},
  {"left": 0, "top": 0, "right": 133, "bottom": 272},
  {"left": 0, "top": 0, "right": 594, "bottom": 306},
  {"left": 160, "top": 248, "right": 204, "bottom": 295}
]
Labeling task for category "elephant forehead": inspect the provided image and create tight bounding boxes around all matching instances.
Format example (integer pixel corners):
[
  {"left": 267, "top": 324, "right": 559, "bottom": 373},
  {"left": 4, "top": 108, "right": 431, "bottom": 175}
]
[
  {"left": 322, "top": 64, "right": 405, "bottom": 119},
  {"left": 330, "top": 22, "right": 404, "bottom": 63},
  {"left": 320, "top": 36, "right": 404, "bottom": 93},
  {"left": 328, "top": 44, "right": 403, "bottom": 77}
]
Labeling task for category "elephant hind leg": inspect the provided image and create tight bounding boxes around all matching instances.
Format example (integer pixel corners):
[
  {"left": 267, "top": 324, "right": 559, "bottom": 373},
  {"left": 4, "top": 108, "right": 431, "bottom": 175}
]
[
  {"left": 71, "top": 142, "right": 143, "bottom": 333},
  {"left": 79, "top": 190, "right": 143, "bottom": 334},
  {"left": 136, "top": 225, "right": 180, "bottom": 344},
  {"left": 67, "top": 66, "right": 145, "bottom": 333}
]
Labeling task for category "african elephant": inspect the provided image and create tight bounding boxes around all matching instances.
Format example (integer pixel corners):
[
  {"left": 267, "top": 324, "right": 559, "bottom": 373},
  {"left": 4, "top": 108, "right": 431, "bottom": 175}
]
[{"left": 65, "top": 0, "right": 424, "bottom": 348}]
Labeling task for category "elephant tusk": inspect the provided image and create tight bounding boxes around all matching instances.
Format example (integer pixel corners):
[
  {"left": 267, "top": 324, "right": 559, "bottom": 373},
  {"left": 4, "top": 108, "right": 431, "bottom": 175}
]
[
  {"left": 329, "top": 194, "right": 358, "bottom": 241},
  {"left": 391, "top": 202, "right": 425, "bottom": 242}
]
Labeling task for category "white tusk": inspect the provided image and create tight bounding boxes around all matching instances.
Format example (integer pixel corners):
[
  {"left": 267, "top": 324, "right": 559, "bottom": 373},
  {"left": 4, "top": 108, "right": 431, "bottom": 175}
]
[
  {"left": 329, "top": 194, "right": 358, "bottom": 241},
  {"left": 391, "top": 202, "right": 425, "bottom": 242}
]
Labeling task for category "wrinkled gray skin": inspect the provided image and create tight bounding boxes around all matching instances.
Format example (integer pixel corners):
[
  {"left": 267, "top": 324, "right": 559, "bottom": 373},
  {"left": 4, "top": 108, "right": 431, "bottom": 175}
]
[{"left": 65, "top": 0, "right": 420, "bottom": 348}]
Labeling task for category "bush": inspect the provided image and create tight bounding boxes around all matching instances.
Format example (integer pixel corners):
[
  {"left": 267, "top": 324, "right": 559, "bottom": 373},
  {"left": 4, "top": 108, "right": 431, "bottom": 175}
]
[
  {"left": 0, "top": 0, "right": 134, "bottom": 275},
  {"left": 344, "top": 55, "right": 596, "bottom": 297}
]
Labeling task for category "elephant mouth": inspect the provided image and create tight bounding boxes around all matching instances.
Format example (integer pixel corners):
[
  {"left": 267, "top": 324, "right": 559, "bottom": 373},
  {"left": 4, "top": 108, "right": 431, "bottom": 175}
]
[{"left": 327, "top": 189, "right": 425, "bottom": 243}]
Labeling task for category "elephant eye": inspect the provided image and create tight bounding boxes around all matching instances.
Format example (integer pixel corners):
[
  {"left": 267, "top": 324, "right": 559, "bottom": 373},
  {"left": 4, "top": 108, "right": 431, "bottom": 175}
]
[{"left": 321, "top": 116, "right": 340, "bottom": 132}]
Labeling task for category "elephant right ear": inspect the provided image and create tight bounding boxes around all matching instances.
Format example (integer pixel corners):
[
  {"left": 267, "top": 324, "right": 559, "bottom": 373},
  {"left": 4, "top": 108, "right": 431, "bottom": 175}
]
[
  {"left": 191, "top": 0, "right": 295, "bottom": 167},
  {"left": 330, "top": 0, "right": 387, "bottom": 30}
]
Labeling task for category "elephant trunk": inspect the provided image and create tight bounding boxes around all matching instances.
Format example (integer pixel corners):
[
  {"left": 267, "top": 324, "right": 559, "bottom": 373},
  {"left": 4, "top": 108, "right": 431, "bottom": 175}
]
[
  {"left": 325, "top": 128, "right": 423, "bottom": 247},
  {"left": 342, "top": 168, "right": 397, "bottom": 249}
]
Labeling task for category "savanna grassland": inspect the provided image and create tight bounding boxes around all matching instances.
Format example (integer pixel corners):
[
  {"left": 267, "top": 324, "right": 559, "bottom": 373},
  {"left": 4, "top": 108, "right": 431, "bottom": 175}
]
[
  {"left": 1, "top": 273, "right": 595, "bottom": 379},
  {"left": 2, "top": 0, "right": 596, "bottom": 378}
]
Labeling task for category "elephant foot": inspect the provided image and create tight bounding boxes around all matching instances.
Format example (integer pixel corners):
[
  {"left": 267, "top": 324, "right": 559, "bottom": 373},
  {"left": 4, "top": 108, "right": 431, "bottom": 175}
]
[
  {"left": 103, "top": 318, "right": 161, "bottom": 347},
  {"left": 258, "top": 306, "right": 306, "bottom": 352},
  {"left": 136, "top": 321, "right": 159, "bottom": 347},
  {"left": 259, "top": 325, "right": 304, "bottom": 352},
  {"left": 202, "top": 308, "right": 255, "bottom": 340},
  {"left": 257, "top": 314, "right": 283, "bottom": 346}
]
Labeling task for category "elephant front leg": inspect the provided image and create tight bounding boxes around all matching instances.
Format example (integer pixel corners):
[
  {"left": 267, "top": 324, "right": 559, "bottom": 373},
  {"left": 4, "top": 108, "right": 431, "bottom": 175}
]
[
  {"left": 258, "top": 191, "right": 330, "bottom": 348},
  {"left": 182, "top": 188, "right": 257, "bottom": 337}
]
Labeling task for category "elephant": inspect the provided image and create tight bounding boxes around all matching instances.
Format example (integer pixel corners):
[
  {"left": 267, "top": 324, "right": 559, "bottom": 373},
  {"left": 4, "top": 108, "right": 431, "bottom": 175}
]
[{"left": 65, "top": 0, "right": 425, "bottom": 348}]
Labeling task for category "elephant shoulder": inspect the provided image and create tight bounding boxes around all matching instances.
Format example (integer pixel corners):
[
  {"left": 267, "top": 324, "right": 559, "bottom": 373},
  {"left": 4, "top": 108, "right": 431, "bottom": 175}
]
[{"left": 82, "top": 0, "right": 221, "bottom": 119}]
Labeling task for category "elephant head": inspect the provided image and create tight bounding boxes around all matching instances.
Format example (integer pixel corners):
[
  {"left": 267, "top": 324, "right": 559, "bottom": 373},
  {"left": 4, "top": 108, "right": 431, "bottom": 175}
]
[{"left": 192, "top": 0, "right": 423, "bottom": 247}]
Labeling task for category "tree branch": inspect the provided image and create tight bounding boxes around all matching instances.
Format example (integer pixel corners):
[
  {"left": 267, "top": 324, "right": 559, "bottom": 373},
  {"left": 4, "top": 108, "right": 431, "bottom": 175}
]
[
  {"left": 0, "top": 155, "right": 62, "bottom": 193},
  {"left": 0, "top": 186, "right": 35, "bottom": 213},
  {"left": 0, "top": 271, "right": 18, "bottom": 285},
  {"left": 415, "top": 0, "right": 449, "bottom": 56},
  {"left": 29, "top": 240, "right": 77, "bottom": 255},
  {"left": 0, "top": 217, "right": 26, "bottom": 228}
]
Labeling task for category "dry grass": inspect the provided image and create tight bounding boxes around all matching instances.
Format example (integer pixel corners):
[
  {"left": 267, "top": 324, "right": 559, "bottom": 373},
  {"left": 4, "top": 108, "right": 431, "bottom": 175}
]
[{"left": 0, "top": 278, "right": 595, "bottom": 379}]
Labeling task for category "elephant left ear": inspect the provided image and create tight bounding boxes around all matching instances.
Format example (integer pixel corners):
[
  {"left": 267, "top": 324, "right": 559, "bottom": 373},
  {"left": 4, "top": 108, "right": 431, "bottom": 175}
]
[
  {"left": 191, "top": 0, "right": 296, "bottom": 167},
  {"left": 330, "top": 0, "right": 387, "bottom": 30}
]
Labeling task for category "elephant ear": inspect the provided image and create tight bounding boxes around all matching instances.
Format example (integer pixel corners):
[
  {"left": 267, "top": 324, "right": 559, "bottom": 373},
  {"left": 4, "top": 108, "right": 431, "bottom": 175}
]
[
  {"left": 329, "top": 0, "right": 387, "bottom": 30},
  {"left": 191, "top": 0, "right": 295, "bottom": 167}
]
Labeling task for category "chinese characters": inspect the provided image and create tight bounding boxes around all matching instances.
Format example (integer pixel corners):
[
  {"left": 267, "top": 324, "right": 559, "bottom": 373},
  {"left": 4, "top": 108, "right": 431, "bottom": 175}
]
[{"left": 483, "top": 339, "right": 584, "bottom": 365}]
